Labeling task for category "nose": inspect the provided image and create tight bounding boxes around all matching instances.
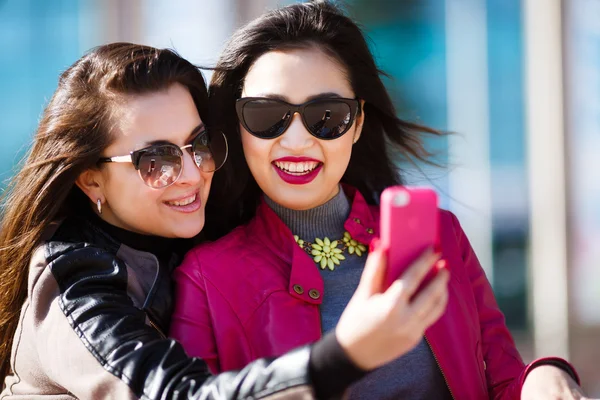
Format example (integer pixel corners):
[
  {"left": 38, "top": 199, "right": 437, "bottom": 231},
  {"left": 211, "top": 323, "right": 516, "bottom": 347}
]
[
  {"left": 176, "top": 149, "right": 204, "bottom": 186},
  {"left": 278, "top": 112, "right": 315, "bottom": 151}
]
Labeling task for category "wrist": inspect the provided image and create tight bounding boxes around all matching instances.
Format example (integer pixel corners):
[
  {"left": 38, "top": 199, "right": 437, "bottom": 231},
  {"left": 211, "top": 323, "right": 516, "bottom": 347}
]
[
  {"left": 334, "top": 326, "right": 371, "bottom": 371},
  {"left": 527, "top": 365, "right": 573, "bottom": 379},
  {"left": 309, "top": 331, "right": 367, "bottom": 399},
  {"left": 526, "top": 358, "right": 580, "bottom": 385}
]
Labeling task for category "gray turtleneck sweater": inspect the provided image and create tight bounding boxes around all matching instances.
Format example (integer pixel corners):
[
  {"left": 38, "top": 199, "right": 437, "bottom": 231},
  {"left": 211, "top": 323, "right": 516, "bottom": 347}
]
[{"left": 265, "top": 187, "right": 452, "bottom": 400}]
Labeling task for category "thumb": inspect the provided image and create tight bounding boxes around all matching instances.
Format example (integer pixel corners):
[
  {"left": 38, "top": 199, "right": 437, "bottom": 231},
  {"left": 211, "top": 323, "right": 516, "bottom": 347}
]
[{"left": 355, "top": 239, "right": 387, "bottom": 298}]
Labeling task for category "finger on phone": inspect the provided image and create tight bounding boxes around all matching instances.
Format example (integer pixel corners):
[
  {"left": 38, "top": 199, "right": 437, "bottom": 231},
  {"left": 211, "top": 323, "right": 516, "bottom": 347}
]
[
  {"left": 408, "top": 268, "right": 449, "bottom": 316},
  {"left": 420, "top": 285, "right": 449, "bottom": 328},
  {"left": 397, "top": 249, "right": 441, "bottom": 301},
  {"left": 355, "top": 245, "right": 387, "bottom": 298}
]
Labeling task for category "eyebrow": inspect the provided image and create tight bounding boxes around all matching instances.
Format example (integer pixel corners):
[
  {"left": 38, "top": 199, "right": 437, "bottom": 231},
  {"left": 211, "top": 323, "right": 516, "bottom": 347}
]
[
  {"left": 252, "top": 92, "right": 344, "bottom": 103},
  {"left": 142, "top": 123, "right": 205, "bottom": 146}
]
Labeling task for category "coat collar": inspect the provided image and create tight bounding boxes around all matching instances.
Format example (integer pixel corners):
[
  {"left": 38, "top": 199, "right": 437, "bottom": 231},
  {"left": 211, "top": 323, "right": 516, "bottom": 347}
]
[{"left": 249, "top": 185, "right": 379, "bottom": 305}]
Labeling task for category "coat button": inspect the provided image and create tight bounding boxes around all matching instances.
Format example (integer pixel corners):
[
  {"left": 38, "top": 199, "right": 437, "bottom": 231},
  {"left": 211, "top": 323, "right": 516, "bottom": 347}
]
[
  {"left": 353, "top": 218, "right": 361, "bottom": 224},
  {"left": 366, "top": 228, "right": 374, "bottom": 234},
  {"left": 293, "top": 284, "right": 304, "bottom": 295},
  {"left": 308, "top": 289, "right": 321, "bottom": 299}
]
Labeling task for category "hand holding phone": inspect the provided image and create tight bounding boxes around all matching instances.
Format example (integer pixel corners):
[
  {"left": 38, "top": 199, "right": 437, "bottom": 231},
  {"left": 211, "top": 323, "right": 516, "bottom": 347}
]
[{"left": 380, "top": 186, "right": 441, "bottom": 292}]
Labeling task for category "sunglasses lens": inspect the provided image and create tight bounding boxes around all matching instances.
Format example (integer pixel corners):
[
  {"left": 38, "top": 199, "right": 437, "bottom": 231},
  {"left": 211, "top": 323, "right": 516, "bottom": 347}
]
[
  {"left": 304, "top": 100, "right": 354, "bottom": 139},
  {"left": 192, "top": 130, "right": 228, "bottom": 172},
  {"left": 241, "top": 99, "right": 292, "bottom": 138},
  {"left": 137, "top": 146, "right": 182, "bottom": 188}
]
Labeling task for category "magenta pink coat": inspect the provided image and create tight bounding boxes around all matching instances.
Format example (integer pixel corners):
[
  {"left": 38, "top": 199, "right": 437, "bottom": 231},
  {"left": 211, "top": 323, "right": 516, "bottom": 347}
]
[{"left": 170, "top": 186, "right": 577, "bottom": 399}]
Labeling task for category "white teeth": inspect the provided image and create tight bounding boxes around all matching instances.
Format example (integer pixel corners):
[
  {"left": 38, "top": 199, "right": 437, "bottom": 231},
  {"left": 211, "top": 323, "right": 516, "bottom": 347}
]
[
  {"left": 274, "top": 161, "right": 320, "bottom": 174},
  {"left": 167, "top": 194, "right": 196, "bottom": 207}
]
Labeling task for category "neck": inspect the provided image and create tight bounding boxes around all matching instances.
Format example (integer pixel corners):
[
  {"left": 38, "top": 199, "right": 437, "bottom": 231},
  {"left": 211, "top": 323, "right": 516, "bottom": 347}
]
[
  {"left": 85, "top": 206, "right": 186, "bottom": 262},
  {"left": 264, "top": 186, "right": 350, "bottom": 241}
]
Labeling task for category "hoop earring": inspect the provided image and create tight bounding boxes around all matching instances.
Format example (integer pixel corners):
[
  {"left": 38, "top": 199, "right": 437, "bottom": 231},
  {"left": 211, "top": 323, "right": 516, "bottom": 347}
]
[{"left": 97, "top": 199, "right": 102, "bottom": 214}]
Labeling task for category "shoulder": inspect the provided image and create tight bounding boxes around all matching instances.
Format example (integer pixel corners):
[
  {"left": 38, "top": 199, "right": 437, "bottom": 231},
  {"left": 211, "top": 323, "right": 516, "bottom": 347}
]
[
  {"left": 43, "top": 240, "right": 125, "bottom": 292},
  {"left": 24, "top": 240, "right": 133, "bottom": 341},
  {"left": 183, "top": 204, "right": 283, "bottom": 267},
  {"left": 175, "top": 224, "right": 256, "bottom": 284},
  {"left": 439, "top": 208, "right": 456, "bottom": 224},
  {"left": 438, "top": 209, "right": 469, "bottom": 254},
  {"left": 33, "top": 215, "right": 134, "bottom": 292},
  {"left": 36, "top": 240, "right": 145, "bottom": 343},
  {"left": 185, "top": 225, "right": 251, "bottom": 265},
  {"left": 439, "top": 209, "right": 463, "bottom": 235},
  {"left": 25, "top": 237, "right": 122, "bottom": 297},
  {"left": 177, "top": 217, "right": 285, "bottom": 290}
]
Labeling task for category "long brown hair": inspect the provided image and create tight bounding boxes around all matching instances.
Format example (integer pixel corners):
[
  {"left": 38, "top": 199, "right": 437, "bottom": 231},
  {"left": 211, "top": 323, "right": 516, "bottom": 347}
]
[{"left": 0, "top": 42, "right": 209, "bottom": 381}]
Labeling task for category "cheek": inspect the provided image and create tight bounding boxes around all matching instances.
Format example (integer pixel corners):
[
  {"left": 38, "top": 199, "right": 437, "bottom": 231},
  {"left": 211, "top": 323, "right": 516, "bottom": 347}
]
[
  {"left": 200, "top": 172, "right": 213, "bottom": 197},
  {"left": 241, "top": 129, "right": 271, "bottom": 169},
  {"left": 103, "top": 167, "right": 137, "bottom": 199},
  {"left": 324, "top": 139, "right": 354, "bottom": 173},
  {"left": 105, "top": 171, "right": 159, "bottom": 214}
]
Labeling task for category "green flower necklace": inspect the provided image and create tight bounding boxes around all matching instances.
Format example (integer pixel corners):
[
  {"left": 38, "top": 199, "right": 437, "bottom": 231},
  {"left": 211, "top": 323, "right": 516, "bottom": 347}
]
[{"left": 294, "top": 231, "right": 367, "bottom": 271}]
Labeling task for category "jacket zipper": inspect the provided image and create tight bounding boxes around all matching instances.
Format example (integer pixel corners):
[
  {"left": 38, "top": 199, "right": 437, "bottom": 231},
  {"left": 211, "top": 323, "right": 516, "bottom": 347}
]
[
  {"left": 147, "top": 315, "right": 167, "bottom": 339},
  {"left": 425, "top": 336, "right": 455, "bottom": 399}
]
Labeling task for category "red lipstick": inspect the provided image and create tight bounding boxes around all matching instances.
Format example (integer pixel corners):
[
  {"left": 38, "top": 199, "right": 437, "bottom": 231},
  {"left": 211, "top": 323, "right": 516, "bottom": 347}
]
[{"left": 272, "top": 157, "right": 323, "bottom": 185}]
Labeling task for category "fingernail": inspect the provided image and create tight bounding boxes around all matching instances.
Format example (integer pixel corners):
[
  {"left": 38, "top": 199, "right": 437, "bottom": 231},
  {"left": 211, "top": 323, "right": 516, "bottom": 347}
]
[
  {"left": 436, "top": 260, "right": 447, "bottom": 269},
  {"left": 369, "top": 238, "right": 380, "bottom": 252}
]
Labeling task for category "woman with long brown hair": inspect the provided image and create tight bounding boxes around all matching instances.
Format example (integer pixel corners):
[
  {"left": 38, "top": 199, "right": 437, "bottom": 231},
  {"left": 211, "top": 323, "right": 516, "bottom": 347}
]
[{"left": 0, "top": 41, "right": 447, "bottom": 400}]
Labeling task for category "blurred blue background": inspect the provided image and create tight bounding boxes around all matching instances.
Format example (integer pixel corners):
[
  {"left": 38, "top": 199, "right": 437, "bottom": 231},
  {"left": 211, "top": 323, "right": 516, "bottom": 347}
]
[{"left": 0, "top": 0, "right": 598, "bottom": 393}]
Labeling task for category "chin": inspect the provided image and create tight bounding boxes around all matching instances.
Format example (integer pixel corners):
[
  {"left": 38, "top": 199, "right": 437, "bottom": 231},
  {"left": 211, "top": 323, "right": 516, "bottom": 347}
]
[
  {"left": 177, "top": 224, "right": 204, "bottom": 239},
  {"left": 269, "top": 193, "right": 323, "bottom": 211},
  {"left": 161, "top": 219, "right": 203, "bottom": 239},
  {"left": 272, "top": 180, "right": 339, "bottom": 210}
]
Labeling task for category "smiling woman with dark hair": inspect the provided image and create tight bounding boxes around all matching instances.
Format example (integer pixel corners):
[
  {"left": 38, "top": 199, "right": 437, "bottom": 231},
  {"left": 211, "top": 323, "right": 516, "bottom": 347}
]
[{"left": 170, "top": 1, "right": 587, "bottom": 399}]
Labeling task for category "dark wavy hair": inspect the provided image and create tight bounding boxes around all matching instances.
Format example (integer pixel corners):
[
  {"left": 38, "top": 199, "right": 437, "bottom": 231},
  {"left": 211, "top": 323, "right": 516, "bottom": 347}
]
[
  {"left": 205, "top": 0, "right": 443, "bottom": 239},
  {"left": 0, "top": 42, "right": 209, "bottom": 381}
]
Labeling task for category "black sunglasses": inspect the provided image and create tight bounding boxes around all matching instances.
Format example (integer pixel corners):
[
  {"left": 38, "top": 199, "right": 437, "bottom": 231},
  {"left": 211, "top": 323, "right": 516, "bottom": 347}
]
[
  {"left": 236, "top": 97, "right": 360, "bottom": 140},
  {"left": 97, "top": 128, "right": 228, "bottom": 189}
]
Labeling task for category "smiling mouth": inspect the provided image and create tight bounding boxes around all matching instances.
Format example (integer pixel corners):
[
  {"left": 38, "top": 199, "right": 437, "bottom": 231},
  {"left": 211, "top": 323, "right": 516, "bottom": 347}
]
[
  {"left": 165, "top": 193, "right": 197, "bottom": 207},
  {"left": 273, "top": 161, "right": 322, "bottom": 175}
]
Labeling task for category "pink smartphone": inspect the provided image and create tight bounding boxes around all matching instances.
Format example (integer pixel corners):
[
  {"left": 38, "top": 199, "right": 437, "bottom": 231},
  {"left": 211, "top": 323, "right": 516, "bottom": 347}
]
[{"left": 380, "top": 186, "right": 440, "bottom": 292}]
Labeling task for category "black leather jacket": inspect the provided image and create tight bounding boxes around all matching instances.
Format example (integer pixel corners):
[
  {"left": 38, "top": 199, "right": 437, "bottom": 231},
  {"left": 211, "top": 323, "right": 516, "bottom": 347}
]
[{"left": 1, "top": 214, "right": 364, "bottom": 400}]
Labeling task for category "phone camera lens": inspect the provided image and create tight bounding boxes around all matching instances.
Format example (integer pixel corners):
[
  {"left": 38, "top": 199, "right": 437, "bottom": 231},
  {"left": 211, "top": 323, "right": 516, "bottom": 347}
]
[{"left": 393, "top": 191, "right": 410, "bottom": 207}]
